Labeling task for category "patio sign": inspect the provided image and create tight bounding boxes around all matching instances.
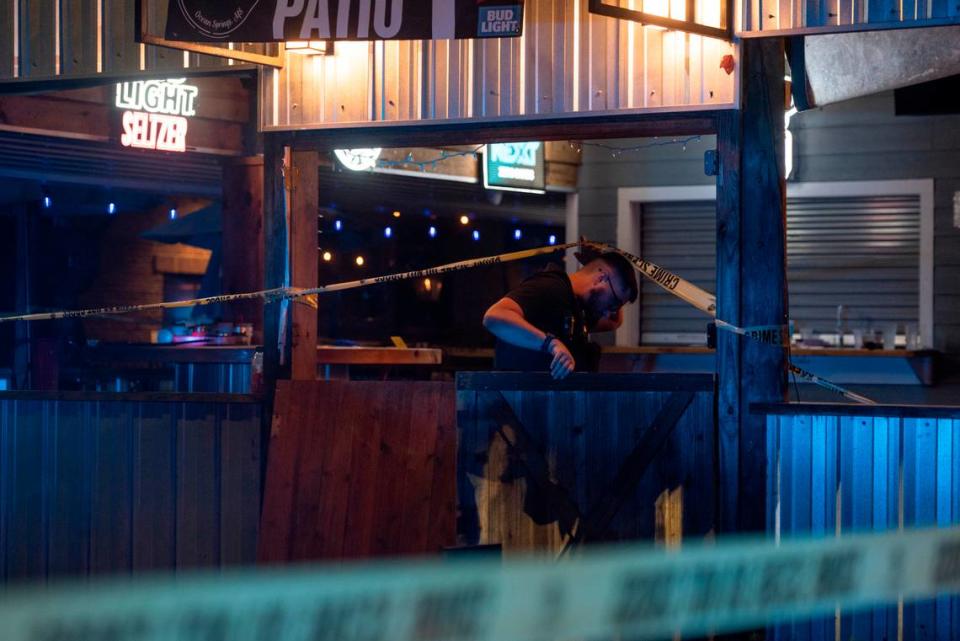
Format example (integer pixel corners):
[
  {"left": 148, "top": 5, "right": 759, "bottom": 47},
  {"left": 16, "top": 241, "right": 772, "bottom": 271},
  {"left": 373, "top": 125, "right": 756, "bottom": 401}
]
[{"left": 165, "top": 1, "right": 525, "bottom": 42}]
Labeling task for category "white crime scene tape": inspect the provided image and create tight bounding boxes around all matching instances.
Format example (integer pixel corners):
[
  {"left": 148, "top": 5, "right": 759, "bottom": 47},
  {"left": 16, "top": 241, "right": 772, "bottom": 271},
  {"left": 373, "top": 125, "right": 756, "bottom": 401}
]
[{"left": 1, "top": 527, "right": 958, "bottom": 641}]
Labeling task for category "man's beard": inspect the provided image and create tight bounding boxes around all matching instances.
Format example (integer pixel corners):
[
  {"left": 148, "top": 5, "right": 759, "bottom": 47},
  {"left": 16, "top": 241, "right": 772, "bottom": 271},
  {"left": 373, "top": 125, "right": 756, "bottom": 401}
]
[{"left": 583, "top": 290, "right": 606, "bottom": 327}]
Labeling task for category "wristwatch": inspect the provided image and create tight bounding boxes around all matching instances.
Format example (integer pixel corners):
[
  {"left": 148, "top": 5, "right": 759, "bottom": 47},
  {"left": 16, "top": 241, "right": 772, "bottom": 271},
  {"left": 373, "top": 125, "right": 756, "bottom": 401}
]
[{"left": 540, "top": 333, "right": 558, "bottom": 354}]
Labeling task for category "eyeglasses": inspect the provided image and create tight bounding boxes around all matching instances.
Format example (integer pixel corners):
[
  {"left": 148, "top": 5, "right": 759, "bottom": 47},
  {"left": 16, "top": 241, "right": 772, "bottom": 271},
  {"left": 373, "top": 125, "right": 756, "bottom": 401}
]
[{"left": 602, "top": 271, "right": 625, "bottom": 310}]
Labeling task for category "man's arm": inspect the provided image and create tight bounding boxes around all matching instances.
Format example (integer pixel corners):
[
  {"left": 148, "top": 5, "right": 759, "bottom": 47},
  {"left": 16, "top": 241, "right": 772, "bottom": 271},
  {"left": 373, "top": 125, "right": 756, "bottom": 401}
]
[{"left": 483, "top": 297, "right": 576, "bottom": 379}]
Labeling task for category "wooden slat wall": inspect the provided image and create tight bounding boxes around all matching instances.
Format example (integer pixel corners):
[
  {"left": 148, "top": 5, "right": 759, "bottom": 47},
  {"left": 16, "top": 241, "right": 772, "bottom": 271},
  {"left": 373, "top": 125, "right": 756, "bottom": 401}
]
[
  {"left": 261, "top": 0, "right": 736, "bottom": 131},
  {"left": 0, "top": 396, "right": 261, "bottom": 583},
  {"left": 457, "top": 376, "right": 716, "bottom": 555},
  {"left": 768, "top": 413, "right": 960, "bottom": 640},
  {"left": 258, "top": 380, "right": 457, "bottom": 562},
  {"left": 0, "top": 0, "right": 274, "bottom": 84}
]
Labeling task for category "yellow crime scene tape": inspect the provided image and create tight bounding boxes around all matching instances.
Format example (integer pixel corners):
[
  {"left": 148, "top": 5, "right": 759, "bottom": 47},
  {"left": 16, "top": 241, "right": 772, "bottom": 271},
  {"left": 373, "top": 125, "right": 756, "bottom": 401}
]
[
  {"left": 584, "top": 242, "right": 876, "bottom": 405},
  {"left": 0, "top": 238, "right": 872, "bottom": 403},
  {"left": 1, "top": 526, "right": 959, "bottom": 641},
  {"left": 0, "top": 244, "right": 579, "bottom": 324}
]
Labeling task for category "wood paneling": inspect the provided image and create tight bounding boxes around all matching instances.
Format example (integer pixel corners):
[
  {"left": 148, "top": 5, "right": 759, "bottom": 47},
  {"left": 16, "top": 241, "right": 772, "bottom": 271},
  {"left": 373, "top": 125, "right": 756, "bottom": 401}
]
[
  {"left": 767, "top": 411, "right": 960, "bottom": 640},
  {"left": 258, "top": 380, "right": 457, "bottom": 562},
  {"left": 0, "top": 77, "right": 251, "bottom": 155},
  {"left": 456, "top": 373, "right": 715, "bottom": 555},
  {"left": 0, "top": 395, "right": 261, "bottom": 583}
]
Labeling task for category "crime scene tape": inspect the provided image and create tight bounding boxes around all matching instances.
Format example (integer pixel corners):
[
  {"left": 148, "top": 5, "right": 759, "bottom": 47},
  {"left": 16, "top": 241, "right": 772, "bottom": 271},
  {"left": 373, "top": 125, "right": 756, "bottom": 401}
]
[
  {"left": 585, "top": 241, "right": 876, "bottom": 405},
  {"left": 0, "top": 237, "right": 873, "bottom": 404},
  {"left": 1, "top": 526, "right": 959, "bottom": 641},
  {"left": 0, "top": 243, "right": 579, "bottom": 324}
]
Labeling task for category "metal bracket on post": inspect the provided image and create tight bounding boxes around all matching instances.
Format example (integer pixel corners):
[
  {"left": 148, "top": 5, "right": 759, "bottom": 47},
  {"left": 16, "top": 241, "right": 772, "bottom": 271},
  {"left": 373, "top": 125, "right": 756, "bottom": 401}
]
[{"left": 704, "top": 149, "right": 719, "bottom": 176}]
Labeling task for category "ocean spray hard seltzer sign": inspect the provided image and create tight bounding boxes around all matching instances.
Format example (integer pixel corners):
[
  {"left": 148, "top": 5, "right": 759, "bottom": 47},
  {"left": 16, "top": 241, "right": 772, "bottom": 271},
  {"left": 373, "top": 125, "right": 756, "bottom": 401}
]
[
  {"left": 165, "top": 1, "right": 524, "bottom": 42},
  {"left": 484, "top": 142, "right": 545, "bottom": 193}
]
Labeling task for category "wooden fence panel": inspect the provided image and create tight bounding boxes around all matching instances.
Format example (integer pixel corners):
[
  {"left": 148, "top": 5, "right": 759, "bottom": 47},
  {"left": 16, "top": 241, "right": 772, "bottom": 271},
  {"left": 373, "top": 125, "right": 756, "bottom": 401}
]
[
  {"left": 0, "top": 393, "right": 261, "bottom": 584},
  {"left": 457, "top": 373, "right": 716, "bottom": 556},
  {"left": 258, "top": 380, "right": 458, "bottom": 563}
]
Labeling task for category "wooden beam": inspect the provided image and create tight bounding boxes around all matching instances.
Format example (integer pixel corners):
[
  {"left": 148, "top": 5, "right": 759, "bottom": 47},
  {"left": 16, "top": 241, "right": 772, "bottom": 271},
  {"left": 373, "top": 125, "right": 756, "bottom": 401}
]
[
  {"left": 290, "top": 150, "right": 320, "bottom": 381},
  {"left": 288, "top": 112, "right": 722, "bottom": 151},
  {"left": 716, "top": 39, "right": 787, "bottom": 534}
]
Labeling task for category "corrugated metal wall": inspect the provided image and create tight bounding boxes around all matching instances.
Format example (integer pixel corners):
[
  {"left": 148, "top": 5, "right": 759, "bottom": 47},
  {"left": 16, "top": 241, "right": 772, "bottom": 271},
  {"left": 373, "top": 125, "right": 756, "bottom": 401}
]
[
  {"left": 739, "top": 0, "right": 960, "bottom": 35},
  {"left": 0, "top": 0, "right": 271, "bottom": 83},
  {"left": 768, "top": 411, "right": 960, "bottom": 640},
  {"left": 261, "top": 0, "right": 736, "bottom": 131},
  {"left": 0, "top": 395, "right": 261, "bottom": 583}
]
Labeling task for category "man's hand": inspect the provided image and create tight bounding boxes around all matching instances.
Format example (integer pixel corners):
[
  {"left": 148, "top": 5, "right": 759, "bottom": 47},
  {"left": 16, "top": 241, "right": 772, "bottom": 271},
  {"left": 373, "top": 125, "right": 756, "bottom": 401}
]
[{"left": 548, "top": 339, "right": 575, "bottom": 379}]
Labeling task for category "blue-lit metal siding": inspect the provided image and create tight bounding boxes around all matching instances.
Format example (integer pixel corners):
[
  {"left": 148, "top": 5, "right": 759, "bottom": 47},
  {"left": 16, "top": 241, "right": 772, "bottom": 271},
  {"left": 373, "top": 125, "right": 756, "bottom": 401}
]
[{"left": 768, "top": 413, "right": 960, "bottom": 640}]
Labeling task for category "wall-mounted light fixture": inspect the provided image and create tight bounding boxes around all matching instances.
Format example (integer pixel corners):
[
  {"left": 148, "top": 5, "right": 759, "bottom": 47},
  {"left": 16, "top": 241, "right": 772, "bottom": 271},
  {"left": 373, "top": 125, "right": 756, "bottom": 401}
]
[{"left": 285, "top": 41, "right": 333, "bottom": 56}]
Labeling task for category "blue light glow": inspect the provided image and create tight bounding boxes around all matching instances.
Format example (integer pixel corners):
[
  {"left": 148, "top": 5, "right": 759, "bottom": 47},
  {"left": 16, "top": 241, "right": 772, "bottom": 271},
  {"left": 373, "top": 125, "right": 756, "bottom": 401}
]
[
  {"left": 548, "top": 234, "right": 557, "bottom": 245},
  {"left": 43, "top": 196, "right": 52, "bottom": 209},
  {"left": 514, "top": 229, "right": 522, "bottom": 240},
  {"left": 335, "top": 219, "right": 343, "bottom": 231},
  {"left": 169, "top": 208, "right": 177, "bottom": 220},
  {"left": 473, "top": 230, "right": 480, "bottom": 241},
  {"left": 384, "top": 226, "right": 392, "bottom": 238},
  {"left": 428, "top": 226, "right": 437, "bottom": 238},
  {"left": 107, "top": 202, "right": 116, "bottom": 215}
]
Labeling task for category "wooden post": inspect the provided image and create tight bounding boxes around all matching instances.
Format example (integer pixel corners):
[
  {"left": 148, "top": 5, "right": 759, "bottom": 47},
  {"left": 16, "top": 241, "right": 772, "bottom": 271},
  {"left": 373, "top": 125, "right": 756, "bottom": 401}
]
[
  {"left": 262, "top": 136, "right": 289, "bottom": 394},
  {"left": 289, "top": 151, "right": 320, "bottom": 381},
  {"left": 14, "top": 204, "right": 32, "bottom": 390},
  {"left": 715, "top": 38, "right": 787, "bottom": 533},
  {"left": 222, "top": 157, "right": 265, "bottom": 343}
]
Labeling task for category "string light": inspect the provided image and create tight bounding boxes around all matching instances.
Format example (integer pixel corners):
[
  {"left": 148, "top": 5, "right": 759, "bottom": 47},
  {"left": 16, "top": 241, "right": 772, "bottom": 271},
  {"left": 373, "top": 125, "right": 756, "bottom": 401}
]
[
  {"left": 514, "top": 229, "right": 522, "bottom": 240},
  {"left": 392, "top": 210, "right": 401, "bottom": 218},
  {"left": 472, "top": 230, "right": 480, "bottom": 241},
  {"left": 334, "top": 219, "right": 343, "bottom": 231},
  {"left": 548, "top": 234, "right": 557, "bottom": 245},
  {"left": 355, "top": 256, "right": 365, "bottom": 266},
  {"left": 574, "top": 135, "right": 702, "bottom": 158},
  {"left": 42, "top": 187, "right": 52, "bottom": 209},
  {"left": 361, "top": 138, "right": 698, "bottom": 174},
  {"left": 428, "top": 226, "right": 437, "bottom": 238},
  {"left": 107, "top": 202, "right": 116, "bottom": 215},
  {"left": 384, "top": 226, "right": 392, "bottom": 238},
  {"left": 459, "top": 215, "right": 470, "bottom": 225},
  {"left": 371, "top": 145, "right": 484, "bottom": 172},
  {"left": 322, "top": 251, "right": 333, "bottom": 262},
  {"left": 169, "top": 208, "right": 177, "bottom": 220}
]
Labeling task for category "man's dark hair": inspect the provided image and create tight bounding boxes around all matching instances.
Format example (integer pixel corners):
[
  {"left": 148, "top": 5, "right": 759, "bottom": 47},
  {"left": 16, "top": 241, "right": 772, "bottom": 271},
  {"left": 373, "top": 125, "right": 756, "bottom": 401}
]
[{"left": 598, "top": 252, "right": 638, "bottom": 303}]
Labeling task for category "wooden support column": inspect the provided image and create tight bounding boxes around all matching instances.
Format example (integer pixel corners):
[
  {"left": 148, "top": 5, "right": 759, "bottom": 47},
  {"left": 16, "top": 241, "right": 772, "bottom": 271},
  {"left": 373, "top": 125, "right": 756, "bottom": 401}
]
[
  {"left": 716, "top": 38, "right": 787, "bottom": 534},
  {"left": 289, "top": 151, "right": 320, "bottom": 380},
  {"left": 262, "top": 136, "right": 289, "bottom": 398},
  {"left": 222, "top": 157, "right": 265, "bottom": 343}
]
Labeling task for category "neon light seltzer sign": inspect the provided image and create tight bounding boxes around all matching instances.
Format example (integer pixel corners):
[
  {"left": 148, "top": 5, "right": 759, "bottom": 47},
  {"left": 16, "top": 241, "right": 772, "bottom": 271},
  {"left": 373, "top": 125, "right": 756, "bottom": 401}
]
[{"left": 115, "top": 79, "right": 199, "bottom": 153}]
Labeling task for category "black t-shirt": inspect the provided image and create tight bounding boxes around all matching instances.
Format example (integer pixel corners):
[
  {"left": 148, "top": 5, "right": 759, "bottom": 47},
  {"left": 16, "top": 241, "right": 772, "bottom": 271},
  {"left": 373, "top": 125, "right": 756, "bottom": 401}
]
[{"left": 493, "top": 269, "right": 599, "bottom": 372}]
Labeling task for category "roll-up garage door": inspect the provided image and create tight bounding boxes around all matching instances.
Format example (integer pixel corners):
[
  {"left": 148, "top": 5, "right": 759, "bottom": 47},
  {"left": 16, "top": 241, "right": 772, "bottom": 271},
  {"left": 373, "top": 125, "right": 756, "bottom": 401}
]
[{"left": 638, "top": 195, "right": 921, "bottom": 344}]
